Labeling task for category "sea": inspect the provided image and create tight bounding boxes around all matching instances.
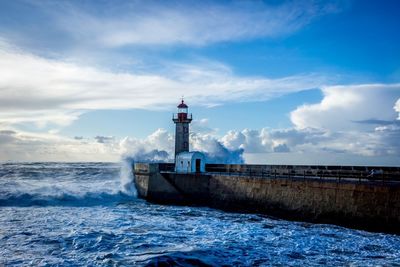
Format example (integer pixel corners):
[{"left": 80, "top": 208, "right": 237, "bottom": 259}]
[{"left": 1, "top": 162, "right": 399, "bottom": 266}]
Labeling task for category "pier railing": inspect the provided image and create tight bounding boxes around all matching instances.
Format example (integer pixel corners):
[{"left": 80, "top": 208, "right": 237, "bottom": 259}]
[
  {"left": 140, "top": 163, "right": 400, "bottom": 183},
  {"left": 172, "top": 113, "right": 193, "bottom": 120},
  {"left": 204, "top": 164, "right": 400, "bottom": 183}
]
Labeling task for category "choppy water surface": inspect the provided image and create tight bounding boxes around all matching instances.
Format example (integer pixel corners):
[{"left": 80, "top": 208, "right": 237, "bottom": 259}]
[{"left": 1, "top": 163, "right": 399, "bottom": 266}]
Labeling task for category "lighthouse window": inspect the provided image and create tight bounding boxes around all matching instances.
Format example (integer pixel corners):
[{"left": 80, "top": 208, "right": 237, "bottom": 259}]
[
  {"left": 183, "top": 127, "right": 188, "bottom": 133},
  {"left": 184, "top": 142, "right": 188, "bottom": 149}
]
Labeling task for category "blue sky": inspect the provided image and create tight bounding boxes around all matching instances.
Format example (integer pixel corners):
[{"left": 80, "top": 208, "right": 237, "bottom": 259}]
[{"left": 0, "top": 0, "right": 399, "bottom": 164}]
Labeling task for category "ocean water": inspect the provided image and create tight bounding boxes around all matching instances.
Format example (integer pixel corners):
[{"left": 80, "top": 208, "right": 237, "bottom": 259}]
[{"left": 1, "top": 163, "right": 400, "bottom": 266}]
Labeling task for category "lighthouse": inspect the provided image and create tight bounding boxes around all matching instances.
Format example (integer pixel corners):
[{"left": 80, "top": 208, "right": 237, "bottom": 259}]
[
  {"left": 172, "top": 99, "right": 205, "bottom": 173},
  {"left": 172, "top": 99, "right": 192, "bottom": 158}
]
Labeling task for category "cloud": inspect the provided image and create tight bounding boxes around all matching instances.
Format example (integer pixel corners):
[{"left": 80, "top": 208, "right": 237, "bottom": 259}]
[
  {"left": 119, "top": 128, "right": 245, "bottom": 164},
  {"left": 0, "top": 129, "right": 119, "bottom": 162},
  {"left": 119, "top": 129, "right": 174, "bottom": 162},
  {"left": 1, "top": 1, "right": 397, "bottom": 166},
  {"left": 221, "top": 128, "right": 293, "bottom": 154},
  {"left": 190, "top": 133, "right": 244, "bottom": 164},
  {"left": 273, "top": 143, "right": 290, "bottom": 153},
  {"left": 0, "top": 130, "right": 16, "bottom": 135},
  {"left": 1, "top": 48, "right": 398, "bottom": 164},
  {"left": 221, "top": 128, "right": 321, "bottom": 154},
  {"left": 1, "top": 124, "right": 399, "bottom": 165},
  {"left": 280, "top": 84, "right": 400, "bottom": 161},
  {"left": 94, "top": 136, "right": 115, "bottom": 144},
  {"left": 220, "top": 124, "right": 400, "bottom": 160},
  {"left": 290, "top": 84, "right": 400, "bottom": 131},
  {"left": 0, "top": 128, "right": 174, "bottom": 162},
  {"left": 0, "top": 129, "right": 18, "bottom": 145},
  {"left": 395, "top": 98, "right": 400, "bottom": 119},
  {"left": 353, "top": 119, "right": 394, "bottom": 125},
  {"left": 0, "top": 42, "right": 327, "bottom": 127},
  {"left": 29, "top": 0, "right": 344, "bottom": 48},
  {"left": 191, "top": 118, "right": 217, "bottom": 135},
  {"left": 0, "top": 126, "right": 245, "bottom": 163}
]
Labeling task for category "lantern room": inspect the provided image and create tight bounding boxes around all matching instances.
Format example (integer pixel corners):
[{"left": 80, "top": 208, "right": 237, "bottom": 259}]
[
  {"left": 173, "top": 100, "right": 192, "bottom": 123},
  {"left": 178, "top": 100, "right": 188, "bottom": 113}
]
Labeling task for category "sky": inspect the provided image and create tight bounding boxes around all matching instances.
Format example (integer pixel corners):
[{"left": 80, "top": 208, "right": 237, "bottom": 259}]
[{"left": 0, "top": 0, "right": 399, "bottom": 165}]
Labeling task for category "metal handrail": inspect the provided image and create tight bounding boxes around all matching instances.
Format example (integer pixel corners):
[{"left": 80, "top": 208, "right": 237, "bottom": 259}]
[
  {"left": 135, "top": 163, "right": 400, "bottom": 183},
  {"left": 203, "top": 166, "right": 400, "bottom": 183},
  {"left": 172, "top": 113, "right": 193, "bottom": 120}
]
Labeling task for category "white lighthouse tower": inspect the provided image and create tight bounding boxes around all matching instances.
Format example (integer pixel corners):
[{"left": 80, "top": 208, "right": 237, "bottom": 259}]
[{"left": 172, "top": 99, "right": 192, "bottom": 158}]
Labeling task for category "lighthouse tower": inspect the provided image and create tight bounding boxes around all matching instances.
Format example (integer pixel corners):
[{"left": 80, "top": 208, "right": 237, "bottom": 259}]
[{"left": 172, "top": 99, "right": 192, "bottom": 158}]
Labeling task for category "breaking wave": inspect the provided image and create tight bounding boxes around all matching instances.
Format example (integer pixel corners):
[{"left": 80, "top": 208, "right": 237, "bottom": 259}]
[{"left": 0, "top": 162, "right": 136, "bottom": 207}]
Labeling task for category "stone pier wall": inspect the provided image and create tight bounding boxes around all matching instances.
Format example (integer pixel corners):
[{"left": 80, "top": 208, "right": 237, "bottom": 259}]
[
  {"left": 133, "top": 163, "right": 400, "bottom": 233},
  {"left": 208, "top": 174, "right": 400, "bottom": 232}
]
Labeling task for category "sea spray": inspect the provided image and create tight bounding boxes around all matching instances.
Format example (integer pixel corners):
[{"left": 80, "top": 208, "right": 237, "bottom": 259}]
[
  {"left": 0, "top": 162, "right": 130, "bottom": 207},
  {"left": 190, "top": 133, "right": 245, "bottom": 164},
  {"left": 119, "top": 157, "right": 137, "bottom": 196},
  {"left": 117, "top": 130, "right": 244, "bottom": 197}
]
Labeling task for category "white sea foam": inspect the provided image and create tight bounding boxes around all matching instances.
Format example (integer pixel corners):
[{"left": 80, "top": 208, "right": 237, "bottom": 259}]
[
  {"left": 119, "top": 158, "right": 137, "bottom": 197},
  {"left": 0, "top": 162, "right": 133, "bottom": 206}
]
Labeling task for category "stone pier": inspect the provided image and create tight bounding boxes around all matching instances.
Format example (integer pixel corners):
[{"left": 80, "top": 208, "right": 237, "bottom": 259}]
[{"left": 134, "top": 163, "right": 400, "bottom": 233}]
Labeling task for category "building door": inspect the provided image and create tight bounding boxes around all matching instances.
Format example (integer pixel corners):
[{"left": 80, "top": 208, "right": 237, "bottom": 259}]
[{"left": 195, "top": 159, "right": 201, "bottom": 172}]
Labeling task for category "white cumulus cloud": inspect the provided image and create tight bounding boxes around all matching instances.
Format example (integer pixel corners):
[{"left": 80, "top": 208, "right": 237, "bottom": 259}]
[
  {"left": 290, "top": 84, "right": 400, "bottom": 131},
  {"left": 395, "top": 98, "right": 400, "bottom": 119}
]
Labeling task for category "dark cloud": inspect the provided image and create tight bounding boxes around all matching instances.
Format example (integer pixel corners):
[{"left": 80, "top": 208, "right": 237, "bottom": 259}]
[
  {"left": 0, "top": 130, "right": 17, "bottom": 135},
  {"left": 94, "top": 136, "right": 114, "bottom": 143},
  {"left": 321, "top": 147, "right": 346, "bottom": 154},
  {"left": 353, "top": 119, "right": 396, "bottom": 125},
  {"left": 273, "top": 144, "right": 290, "bottom": 153},
  {"left": 0, "top": 129, "right": 18, "bottom": 144},
  {"left": 0, "top": 134, "right": 16, "bottom": 144}
]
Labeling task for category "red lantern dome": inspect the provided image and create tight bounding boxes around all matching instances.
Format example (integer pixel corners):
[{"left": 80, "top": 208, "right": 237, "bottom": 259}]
[{"left": 177, "top": 100, "right": 188, "bottom": 109}]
